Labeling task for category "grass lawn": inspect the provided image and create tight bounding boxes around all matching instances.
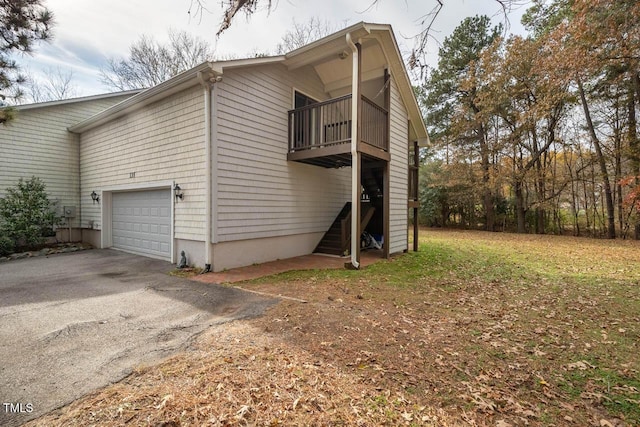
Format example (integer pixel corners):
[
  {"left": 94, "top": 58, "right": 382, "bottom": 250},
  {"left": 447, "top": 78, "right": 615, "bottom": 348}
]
[{"left": 30, "top": 229, "right": 640, "bottom": 426}]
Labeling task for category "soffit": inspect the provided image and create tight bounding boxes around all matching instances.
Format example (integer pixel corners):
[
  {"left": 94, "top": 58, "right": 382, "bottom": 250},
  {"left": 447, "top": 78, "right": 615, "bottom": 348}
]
[
  {"left": 284, "top": 22, "right": 428, "bottom": 142},
  {"left": 313, "top": 42, "right": 386, "bottom": 94}
]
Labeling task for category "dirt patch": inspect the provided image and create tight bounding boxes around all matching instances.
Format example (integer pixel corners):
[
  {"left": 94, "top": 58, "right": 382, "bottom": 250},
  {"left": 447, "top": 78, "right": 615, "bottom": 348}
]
[{"left": 28, "top": 321, "right": 461, "bottom": 426}]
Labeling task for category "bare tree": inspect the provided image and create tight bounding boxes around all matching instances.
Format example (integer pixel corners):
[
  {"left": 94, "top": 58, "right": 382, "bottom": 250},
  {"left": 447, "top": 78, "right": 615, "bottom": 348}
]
[
  {"left": 194, "top": 0, "right": 270, "bottom": 37},
  {"left": 100, "top": 29, "right": 214, "bottom": 91},
  {"left": 22, "top": 67, "right": 78, "bottom": 103},
  {"left": 276, "top": 18, "right": 344, "bottom": 54},
  {"left": 190, "top": 0, "right": 527, "bottom": 58}
]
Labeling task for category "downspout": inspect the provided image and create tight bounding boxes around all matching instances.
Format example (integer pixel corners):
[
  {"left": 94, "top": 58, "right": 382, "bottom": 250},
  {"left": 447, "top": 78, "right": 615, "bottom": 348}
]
[
  {"left": 346, "top": 33, "right": 360, "bottom": 269},
  {"left": 197, "top": 68, "right": 219, "bottom": 273},
  {"left": 76, "top": 131, "right": 82, "bottom": 244}
]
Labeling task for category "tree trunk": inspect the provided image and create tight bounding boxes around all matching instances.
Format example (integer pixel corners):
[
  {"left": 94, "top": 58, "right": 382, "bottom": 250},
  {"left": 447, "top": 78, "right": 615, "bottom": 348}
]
[
  {"left": 590, "top": 156, "right": 599, "bottom": 235},
  {"left": 577, "top": 77, "right": 616, "bottom": 239},
  {"left": 582, "top": 169, "right": 591, "bottom": 235},
  {"left": 566, "top": 152, "right": 580, "bottom": 236},
  {"left": 629, "top": 75, "right": 640, "bottom": 239},
  {"left": 533, "top": 132, "right": 546, "bottom": 234},
  {"left": 514, "top": 179, "right": 526, "bottom": 233},
  {"left": 613, "top": 103, "right": 624, "bottom": 234},
  {"left": 479, "top": 128, "right": 495, "bottom": 231}
]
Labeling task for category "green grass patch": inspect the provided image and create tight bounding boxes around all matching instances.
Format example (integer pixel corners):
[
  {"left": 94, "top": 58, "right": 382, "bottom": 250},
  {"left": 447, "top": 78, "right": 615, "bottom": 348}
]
[
  {"left": 242, "top": 229, "right": 640, "bottom": 423},
  {"left": 560, "top": 366, "right": 640, "bottom": 423}
]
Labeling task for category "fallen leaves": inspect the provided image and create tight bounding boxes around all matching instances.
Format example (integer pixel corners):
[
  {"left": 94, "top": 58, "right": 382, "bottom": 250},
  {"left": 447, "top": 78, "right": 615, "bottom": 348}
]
[
  {"left": 566, "top": 360, "right": 597, "bottom": 371},
  {"left": 154, "top": 394, "right": 173, "bottom": 410},
  {"left": 26, "top": 230, "right": 640, "bottom": 426}
]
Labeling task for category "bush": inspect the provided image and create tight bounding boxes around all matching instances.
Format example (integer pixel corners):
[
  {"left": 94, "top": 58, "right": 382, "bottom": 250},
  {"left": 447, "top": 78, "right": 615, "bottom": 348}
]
[
  {"left": 0, "top": 176, "right": 61, "bottom": 251},
  {"left": 0, "top": 234, "right": 14, "bottom": 256}
]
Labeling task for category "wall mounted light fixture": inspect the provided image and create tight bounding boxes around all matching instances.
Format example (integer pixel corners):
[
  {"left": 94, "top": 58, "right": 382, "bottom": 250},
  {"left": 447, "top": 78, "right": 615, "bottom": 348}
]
[
  {"left": 91, "top": 191, "right": 100, "bottom": 204},
  {"left": 174, "top": 183, "right": 183, "bottom": 201}
]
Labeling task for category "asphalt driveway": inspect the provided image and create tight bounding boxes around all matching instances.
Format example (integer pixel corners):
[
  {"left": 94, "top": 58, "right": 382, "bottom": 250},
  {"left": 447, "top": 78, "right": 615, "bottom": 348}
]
[{"left": 0, "top": 249, "right": 275, "bottom": 426}]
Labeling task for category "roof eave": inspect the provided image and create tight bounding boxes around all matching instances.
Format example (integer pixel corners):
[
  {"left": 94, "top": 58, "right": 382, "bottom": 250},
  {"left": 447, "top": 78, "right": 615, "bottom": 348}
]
[
  {"left": 210, "top": 55, "right": 285, "bottom": 73},
  {"left": 69, "top": 56, "right": 288, "bottom": 134},
  {"left": 367, "top": 25, "right": 429, "bottom": 142},
  {"left": 69, "top": 62, "right": 216, "bottom": 134},
  {"left": 284, "top": 22, "right": 428, "bottom": 142},
  {"left": 283, "top": 22, "right": 375, "bottom": 71},
  {"left": 14, "top": 89, "right": 142, "bottom": 111},
  {"left": 68, "top": 23, "right": 428, "bottom": 143}
]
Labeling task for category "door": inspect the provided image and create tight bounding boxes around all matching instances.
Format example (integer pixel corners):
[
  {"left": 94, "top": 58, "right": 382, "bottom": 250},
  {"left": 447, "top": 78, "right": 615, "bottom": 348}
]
[
  {"left": 294, "top": 91, "right": 318, "bottom": 149},
  {"left": 112, "top": 189, "right": 171, "bottom": 260}
]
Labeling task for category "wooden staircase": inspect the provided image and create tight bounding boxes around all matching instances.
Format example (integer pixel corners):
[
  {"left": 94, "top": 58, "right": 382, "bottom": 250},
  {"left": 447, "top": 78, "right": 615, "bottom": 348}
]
[
  {"left": 314, "top": 202, "right": 376, "bottom": 256},
  {"left": 362, "top": 168, "right": 383, "bottom": 200}
]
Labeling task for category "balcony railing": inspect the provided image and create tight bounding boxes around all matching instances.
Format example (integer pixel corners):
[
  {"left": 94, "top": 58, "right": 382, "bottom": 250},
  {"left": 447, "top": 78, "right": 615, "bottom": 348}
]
[
  {"left": 288, "top": 94, "right": 389, "bottom": 156},
  {"left": 361, "top": 96, "right": 388, "bottom": 151}
]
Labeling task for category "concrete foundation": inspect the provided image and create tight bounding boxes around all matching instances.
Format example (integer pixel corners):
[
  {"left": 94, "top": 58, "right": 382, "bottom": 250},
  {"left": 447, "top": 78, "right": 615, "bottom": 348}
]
[
  {"left": 211, "top": 232, "right": 323, "bottom": 272},
  {"left": 75, "top": 231, "right": 325, "bottom": 271}
]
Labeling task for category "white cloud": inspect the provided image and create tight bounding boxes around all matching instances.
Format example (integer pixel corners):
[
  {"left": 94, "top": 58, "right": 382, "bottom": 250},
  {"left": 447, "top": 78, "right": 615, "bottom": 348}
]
[{"left": 20, "top": 0, "right": 527, "bottom": 96}]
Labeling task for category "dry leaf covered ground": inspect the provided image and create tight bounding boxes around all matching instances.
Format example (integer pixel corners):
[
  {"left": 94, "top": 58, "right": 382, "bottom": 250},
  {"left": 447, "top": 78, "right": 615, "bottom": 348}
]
[{"left": 30, "top": 229, "right": 640, "bottom": 426}]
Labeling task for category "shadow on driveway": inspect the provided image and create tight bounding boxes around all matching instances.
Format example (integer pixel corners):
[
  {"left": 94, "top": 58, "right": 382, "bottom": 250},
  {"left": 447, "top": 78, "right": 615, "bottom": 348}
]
[{"left": 0, "top": 249, "right": 276, "bottom": 426}]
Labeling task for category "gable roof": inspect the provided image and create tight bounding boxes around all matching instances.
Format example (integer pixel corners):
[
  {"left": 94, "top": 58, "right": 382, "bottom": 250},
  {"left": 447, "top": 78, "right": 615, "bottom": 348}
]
[
  {"left": 283, "top": 22, "right": 428, "bottom": 144},
  {"left": 14, "top": 89, "right": 142, "bottom": 111},
  {"left": 68, "top": 58, "right": 282, "bottom": 133},
  {"left": 69, "top": 22, "right": 428, "bottom": 144}
]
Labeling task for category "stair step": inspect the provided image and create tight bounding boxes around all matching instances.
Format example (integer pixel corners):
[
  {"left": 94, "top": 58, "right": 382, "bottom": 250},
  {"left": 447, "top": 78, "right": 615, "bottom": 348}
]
[
  {"left": 315, "top": 202, "right": 350, "bottom": 255},
  {"left": 315, "top": 201, "right": 378, "bottom": 256}
]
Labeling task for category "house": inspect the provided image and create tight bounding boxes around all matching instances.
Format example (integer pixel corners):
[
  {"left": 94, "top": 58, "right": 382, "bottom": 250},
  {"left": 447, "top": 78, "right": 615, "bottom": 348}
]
[
  {"left": 0, "top": 90, "right": 141, "bottom": 239},
  {"left": 1, "top": 22, "right": 428, "bottom": 271}
]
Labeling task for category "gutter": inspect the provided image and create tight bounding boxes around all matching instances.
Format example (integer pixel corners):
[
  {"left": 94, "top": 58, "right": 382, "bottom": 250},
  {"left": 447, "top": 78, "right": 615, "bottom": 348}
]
[
  {"left": 69, "top": 63, "right": 215, "bottom": 134},
  {"left": 17, "top": 89, "right": 142, "bottom": 111}
]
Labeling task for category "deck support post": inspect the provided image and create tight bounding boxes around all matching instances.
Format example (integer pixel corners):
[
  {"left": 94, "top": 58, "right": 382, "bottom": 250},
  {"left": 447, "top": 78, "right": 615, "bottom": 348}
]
[
  {"left": 413, "top": 140, "right": 419, "bottom": 252},
  {"left": 383, "top": 69, "right": 391, "bottom": 259},
  {"left": 346, "top": 34, "right": 362, "bottom": 269}
]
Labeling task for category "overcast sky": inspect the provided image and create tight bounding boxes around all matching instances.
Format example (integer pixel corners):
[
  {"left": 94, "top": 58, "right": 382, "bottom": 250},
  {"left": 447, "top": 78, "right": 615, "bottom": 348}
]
[{"left": 19, "top": 0, "right": 529, "bottom": 97}]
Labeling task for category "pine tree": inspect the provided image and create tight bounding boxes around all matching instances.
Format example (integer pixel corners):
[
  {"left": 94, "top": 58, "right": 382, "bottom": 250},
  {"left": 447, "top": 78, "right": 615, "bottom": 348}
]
[{"left": 0, "top": 0, "right": 53, "bottom": 119}]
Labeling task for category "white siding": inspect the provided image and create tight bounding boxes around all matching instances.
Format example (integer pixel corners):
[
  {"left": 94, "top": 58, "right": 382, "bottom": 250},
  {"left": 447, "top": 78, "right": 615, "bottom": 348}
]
[
  {"left": 215, "top": 63, "right": 351, "bottom": 242},
  {"left": 80, "top": 85, "right": 206, "bottom": 241},
  {"left": 388, "top": 77, "right": 409, "bottom": 254},
  {"left": 0, "top": 95, "right": 132, "bottom": 227}
]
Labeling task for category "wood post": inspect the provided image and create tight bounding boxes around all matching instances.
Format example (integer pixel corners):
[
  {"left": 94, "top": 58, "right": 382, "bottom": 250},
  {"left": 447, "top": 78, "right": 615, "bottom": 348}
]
[
  {"left": 384, "top": 69, "right": 391, "bottom": 259},
  {"left": 413, "top": 140, "right": 419, "bottom": 252},
  {"left": 355, "top": 42, "right": 362, "bottom": 267}
]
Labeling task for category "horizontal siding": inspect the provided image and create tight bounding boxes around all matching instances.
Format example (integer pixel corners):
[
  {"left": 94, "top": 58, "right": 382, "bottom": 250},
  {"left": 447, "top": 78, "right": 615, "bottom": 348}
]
[
  {"left": 389, "top": 77, "right": 409, "bottom": 254},
  {"left": 215, "top": 63, "right": 351, "bottom": 242},
  {"left": 0, "top": 94, "right": 133, "bottom": 228},
  {"left": 80, "top": 85, "right": 206, "bottom": 241}
]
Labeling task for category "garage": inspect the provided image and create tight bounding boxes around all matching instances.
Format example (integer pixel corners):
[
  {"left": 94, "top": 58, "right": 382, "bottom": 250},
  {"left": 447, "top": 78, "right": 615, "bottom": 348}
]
[{"left": 112, "top": 189, "right": 171, "bottom": 260}]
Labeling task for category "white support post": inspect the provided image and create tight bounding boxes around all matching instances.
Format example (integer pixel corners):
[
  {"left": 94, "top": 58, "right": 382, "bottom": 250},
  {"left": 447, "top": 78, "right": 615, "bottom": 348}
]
[{"left": 346, "top": 33, "right": 361, "bottom": 269}]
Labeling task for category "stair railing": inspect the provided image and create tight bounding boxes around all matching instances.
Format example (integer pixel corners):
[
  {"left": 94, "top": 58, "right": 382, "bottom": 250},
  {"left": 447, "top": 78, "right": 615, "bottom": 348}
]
[{"left": 340, "top": 211, "right": 352, "bottom": 256}]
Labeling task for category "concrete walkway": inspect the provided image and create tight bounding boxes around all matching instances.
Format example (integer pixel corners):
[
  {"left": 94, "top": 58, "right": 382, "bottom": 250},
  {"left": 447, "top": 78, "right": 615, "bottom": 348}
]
[{"left": 192, "top": 251, "right": 383, "bottom": 284}]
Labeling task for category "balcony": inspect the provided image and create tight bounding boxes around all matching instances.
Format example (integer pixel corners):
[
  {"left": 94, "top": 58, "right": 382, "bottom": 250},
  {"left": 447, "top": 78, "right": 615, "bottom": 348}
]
[{"left": 287, "top": 94, "right": 389, "bottom": 168}]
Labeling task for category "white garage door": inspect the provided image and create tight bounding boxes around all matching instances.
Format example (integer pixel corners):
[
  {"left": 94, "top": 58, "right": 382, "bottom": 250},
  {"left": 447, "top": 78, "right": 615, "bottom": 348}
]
[{"left": 112, "top": 189, "right": 171, "bottom": 260}]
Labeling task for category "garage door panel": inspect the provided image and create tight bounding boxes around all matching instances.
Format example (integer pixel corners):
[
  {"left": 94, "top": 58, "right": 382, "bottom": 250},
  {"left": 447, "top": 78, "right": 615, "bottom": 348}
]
[{"left": 112, "top": 189, "right": 171, "bottom": 260}]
